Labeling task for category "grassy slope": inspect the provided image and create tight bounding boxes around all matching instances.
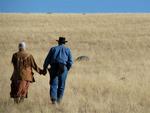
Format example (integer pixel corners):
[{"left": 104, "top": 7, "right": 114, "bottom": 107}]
[{"left": 0, "top": 13, "right": 150, "bottom": 113}]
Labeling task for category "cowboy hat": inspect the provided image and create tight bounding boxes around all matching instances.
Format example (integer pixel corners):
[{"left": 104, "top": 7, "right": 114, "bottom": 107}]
[{"left": 56, "top": 37, "right": 68, "bottom": 43}]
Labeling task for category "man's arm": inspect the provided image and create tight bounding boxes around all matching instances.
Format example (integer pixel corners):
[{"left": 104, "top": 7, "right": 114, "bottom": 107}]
[
  {"left": 66, "top": 48, "right": 73, "bottom": 71},
  {"left": 43, "top": 48, "right": 53, "bottom": 70}
]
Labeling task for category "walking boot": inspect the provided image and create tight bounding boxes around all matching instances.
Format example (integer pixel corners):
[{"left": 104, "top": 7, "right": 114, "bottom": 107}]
[
  {"left": 51, "top": 99, "right": 57, "bottom": 105},
  {"left": 20, "top": 97, "right": 25, "bottom": 103},
  {"left": 14, "top": 98, "right": 20, "bottom": 104}
]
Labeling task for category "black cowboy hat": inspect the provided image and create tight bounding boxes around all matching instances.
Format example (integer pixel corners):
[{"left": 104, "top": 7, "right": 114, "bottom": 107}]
[{"left": 56, "top": 37, "right": 68, "bottom": 43}]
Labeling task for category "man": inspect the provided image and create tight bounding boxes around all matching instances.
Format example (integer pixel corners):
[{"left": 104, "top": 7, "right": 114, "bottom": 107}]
[
  {"left": 43, "top": 37, "right": 73, "bottom": 104},
  {"left": 10, "top": 42, "right": 43, "bottom": 103}
]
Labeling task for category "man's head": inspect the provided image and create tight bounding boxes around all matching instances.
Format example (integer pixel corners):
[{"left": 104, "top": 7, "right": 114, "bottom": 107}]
[
  {"left": 18, "top": 42, "right": 26, "bottom": 51},
  {"left": 56, "top": 37, "right": 68, "bottom": 45}
]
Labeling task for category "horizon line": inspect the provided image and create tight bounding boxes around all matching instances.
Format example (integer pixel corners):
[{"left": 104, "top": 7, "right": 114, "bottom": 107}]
[{"left": 0, "top": 12, "right": 150, "bottom": 14}]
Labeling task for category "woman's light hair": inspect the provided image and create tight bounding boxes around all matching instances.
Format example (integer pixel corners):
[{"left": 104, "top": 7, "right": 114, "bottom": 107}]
[{"left": 18, "top": 42, "right": 26, "bottom": 49}]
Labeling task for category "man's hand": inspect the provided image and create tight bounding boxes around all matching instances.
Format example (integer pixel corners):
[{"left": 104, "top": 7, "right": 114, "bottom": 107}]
[
  {"left": 42, "top": 69, "right": 47, "bottom": 75},
  {"left": 40, "top": 69, "right": 47, "bottom": 76}
]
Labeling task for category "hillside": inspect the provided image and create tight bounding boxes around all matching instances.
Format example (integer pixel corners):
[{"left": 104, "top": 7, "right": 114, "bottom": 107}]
[{"left": 0, "top": 13, "right": 150, "bottom": 113}]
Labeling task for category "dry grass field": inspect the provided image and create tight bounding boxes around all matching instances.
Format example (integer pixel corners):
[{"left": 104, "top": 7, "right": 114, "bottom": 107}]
[{"left": 0, "top": 13, "right": 150, "bottom": 113}]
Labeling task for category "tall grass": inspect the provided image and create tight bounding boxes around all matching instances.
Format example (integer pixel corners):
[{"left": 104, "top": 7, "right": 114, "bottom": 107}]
[{"left": 0, "top": 13, "right": 150, "bottom": 113}]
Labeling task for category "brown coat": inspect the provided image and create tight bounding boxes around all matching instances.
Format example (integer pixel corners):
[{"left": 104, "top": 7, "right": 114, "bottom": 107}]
[{"left": 11, "top": 50, "right": 41, "bottom": 82}]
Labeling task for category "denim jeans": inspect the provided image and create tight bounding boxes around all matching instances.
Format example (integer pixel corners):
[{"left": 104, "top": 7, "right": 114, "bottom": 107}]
[{"left": 49, "top": 64, "right": 68, "bottom": 102}]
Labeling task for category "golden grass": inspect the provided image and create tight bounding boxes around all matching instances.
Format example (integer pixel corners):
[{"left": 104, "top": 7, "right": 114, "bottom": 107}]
[{"left": 0, "top": 13, "right": 150, "bottom": 113}]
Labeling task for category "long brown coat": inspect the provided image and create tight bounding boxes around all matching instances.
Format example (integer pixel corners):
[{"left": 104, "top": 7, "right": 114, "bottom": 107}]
[{"left": 11, "top": 50, "right": 41, "bottom": 82}]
